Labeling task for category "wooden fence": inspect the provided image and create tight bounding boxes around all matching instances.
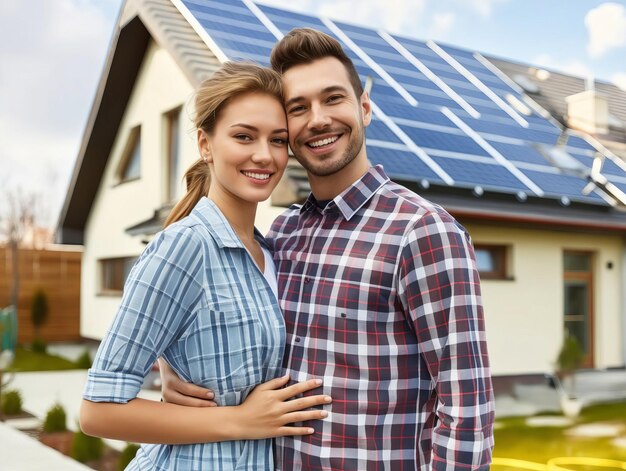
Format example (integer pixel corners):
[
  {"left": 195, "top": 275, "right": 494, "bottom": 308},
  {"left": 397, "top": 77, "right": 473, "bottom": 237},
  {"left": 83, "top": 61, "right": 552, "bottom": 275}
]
[{"left": 0, "top": 245, "right": 82, "bottom": 344}]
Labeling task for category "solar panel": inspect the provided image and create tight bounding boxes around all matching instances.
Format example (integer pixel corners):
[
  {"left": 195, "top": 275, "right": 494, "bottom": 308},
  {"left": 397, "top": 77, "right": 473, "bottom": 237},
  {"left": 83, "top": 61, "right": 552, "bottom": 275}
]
[
  {"left": 399, "top": 125, "right": 489, "bottom": 156},
  {"left": 488, "top": 141, "right": 551, "bottom": 166},
  {"left": 367, "top": 146, "right": 444, "bottom": 182},
  {"left": 518, "top": 169, "right": 604, "bottom": 202},
  {"left": 174, "top": 0, "right": 626, "bottom": 207},
  {"left": 603, "top": 159, "right": 626, "bottom": 177},
  {"left": 367, "top": 119, "right": 404, "bottom": 143},
  {"left": 179, "top": 0, "right": 275, "bottom": 64},
  {"left": 431, "top": 156, "right": 531, "bottom": 191}
]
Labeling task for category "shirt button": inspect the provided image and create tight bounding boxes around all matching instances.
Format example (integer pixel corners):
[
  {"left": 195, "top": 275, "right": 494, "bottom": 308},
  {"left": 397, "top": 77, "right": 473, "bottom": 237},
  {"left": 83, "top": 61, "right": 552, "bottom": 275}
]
[
  {"left": 304, "top": 277, "right": 311, "bottom": 283},
  {"left": 295, "top": 337, "right": 302, "bottom": 343}
]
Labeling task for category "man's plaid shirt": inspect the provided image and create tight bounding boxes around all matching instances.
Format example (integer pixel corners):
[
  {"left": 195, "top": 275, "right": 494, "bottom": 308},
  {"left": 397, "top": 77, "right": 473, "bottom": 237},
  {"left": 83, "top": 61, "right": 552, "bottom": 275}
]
[{"left": 269, "top": 165, "right": 495, "bottom": 470}]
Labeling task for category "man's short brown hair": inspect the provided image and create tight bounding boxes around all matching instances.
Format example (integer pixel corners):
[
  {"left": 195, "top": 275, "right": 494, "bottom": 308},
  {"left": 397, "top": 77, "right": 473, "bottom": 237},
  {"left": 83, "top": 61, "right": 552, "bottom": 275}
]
[{"left": 270, "top": 28, "right": 364, "bottom": 97}]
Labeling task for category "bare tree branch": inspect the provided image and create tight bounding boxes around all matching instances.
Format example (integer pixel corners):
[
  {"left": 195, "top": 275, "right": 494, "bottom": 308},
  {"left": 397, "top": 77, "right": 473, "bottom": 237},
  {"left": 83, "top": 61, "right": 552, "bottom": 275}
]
[{"left": 1, "top": 187, "right": 38, "bottom": 308}]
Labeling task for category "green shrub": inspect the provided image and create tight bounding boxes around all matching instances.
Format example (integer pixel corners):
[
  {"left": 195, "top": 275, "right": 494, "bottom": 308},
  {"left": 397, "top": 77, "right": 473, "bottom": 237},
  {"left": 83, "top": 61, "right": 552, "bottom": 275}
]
[
  {"left": 71, "top": 429, "right": 104, "bottom": 463},
  {"left": 117, "top": 443, "right": 140, "bottom": 470},
  {"left": 556, "top": 332, "right": 584, "bottom": 375},
  {"left": 31, "top": 337, "right": 47, "bottom": 354},
  {"left": 1, "top": 389, "right": 23, "bottom": 415},
  {"left": 43, "top": 403, "right": 67, "bottom": 433},
  {"left": 31, "top": 289, "right": 49, "bottom": 337},
  {"left": 75, "top": 349, "right": 92, "bottom": 369}
]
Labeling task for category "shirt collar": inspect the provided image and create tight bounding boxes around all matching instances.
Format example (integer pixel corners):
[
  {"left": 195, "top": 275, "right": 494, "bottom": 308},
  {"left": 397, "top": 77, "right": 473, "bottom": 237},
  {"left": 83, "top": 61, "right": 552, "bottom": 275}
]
[
  {"left": 191, "top": 197, "right": 268, "bottom": 250},
  {"left": 301, "top": 165, "right": 389, "bottom": 221}
]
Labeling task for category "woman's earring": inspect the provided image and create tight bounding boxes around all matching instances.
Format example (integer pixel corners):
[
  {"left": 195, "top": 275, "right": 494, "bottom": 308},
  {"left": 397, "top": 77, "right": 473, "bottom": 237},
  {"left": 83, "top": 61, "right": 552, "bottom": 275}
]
[{"left": 202, "top": 154, "right": 209, "bottom": 163}]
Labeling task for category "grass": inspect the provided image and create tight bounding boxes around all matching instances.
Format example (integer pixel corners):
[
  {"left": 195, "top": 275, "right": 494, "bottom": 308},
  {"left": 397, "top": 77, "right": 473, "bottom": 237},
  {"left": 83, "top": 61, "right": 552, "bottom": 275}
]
[
  {"left": 578, "top": 401, "right": 626, "bottom": 424},
  {"left": 7, "top": 346, "right": 83, "bottom": 372},
  {"left": 494, "top": 401, "right": 626, "bottom": 468}
]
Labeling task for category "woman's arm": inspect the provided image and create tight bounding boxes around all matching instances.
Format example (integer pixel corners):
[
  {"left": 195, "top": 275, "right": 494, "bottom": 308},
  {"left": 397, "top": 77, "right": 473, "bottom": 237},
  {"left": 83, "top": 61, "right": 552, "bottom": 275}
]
[{"left": 80, "top": 375, "right": 331, "bottom": 444}]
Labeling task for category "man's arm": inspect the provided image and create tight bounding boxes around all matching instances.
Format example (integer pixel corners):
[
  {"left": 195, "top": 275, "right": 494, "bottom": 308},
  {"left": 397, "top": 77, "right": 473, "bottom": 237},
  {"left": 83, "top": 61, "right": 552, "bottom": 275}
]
[
  {"left": 158, "top": 358, "right": 217, "bottom": 407},
  {"left": 398, "top": 211, "right": 495, "bottom": 470}
]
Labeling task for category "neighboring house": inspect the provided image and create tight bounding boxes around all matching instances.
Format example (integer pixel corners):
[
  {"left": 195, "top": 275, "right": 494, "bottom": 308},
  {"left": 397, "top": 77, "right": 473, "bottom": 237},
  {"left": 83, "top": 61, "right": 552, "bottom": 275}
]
[
  {"left": 487, "top": 56, "right": 626, "bottom": 164},
  {"left": 56, "top": 0, "right": 626, "bottom": 390}
]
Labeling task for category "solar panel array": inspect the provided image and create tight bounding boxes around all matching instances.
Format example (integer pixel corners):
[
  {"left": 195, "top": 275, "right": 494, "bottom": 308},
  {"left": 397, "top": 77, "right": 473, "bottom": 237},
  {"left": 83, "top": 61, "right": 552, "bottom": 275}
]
[{"left": 175, "top": 0, "right": 626, "bottom": 206}]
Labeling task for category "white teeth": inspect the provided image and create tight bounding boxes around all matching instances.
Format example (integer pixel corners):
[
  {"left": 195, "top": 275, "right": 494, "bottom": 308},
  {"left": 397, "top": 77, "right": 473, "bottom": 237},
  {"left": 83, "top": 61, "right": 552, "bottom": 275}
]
[
  {"left": 309, "top": 136, "right": 338, "bottom": 148},
  {"left": 243, "top": 171, "right": 270, "bottom": 180}
]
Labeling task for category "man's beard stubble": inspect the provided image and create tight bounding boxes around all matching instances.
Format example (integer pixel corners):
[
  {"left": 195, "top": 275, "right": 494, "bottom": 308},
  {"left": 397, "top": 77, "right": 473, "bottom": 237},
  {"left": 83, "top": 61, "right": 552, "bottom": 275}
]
[{"left": 292, "top": 125, "right": 365, "bottom": 178}]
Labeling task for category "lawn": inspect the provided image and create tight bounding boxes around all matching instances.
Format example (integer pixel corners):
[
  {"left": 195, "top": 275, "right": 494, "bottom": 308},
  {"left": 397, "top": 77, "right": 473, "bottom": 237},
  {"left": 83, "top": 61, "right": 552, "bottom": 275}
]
[
  {"left": 493, "top": 402, "right": 626, "bottom": 470},
  {"left": 7, "top": 346, "right": 83, "bottom": 372}
]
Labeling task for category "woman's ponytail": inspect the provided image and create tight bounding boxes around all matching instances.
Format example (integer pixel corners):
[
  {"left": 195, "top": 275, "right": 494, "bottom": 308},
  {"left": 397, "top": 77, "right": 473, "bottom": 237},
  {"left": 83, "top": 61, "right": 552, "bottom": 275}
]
[{"left": 163, "top": 159, "right": 211, "bottom": 228}]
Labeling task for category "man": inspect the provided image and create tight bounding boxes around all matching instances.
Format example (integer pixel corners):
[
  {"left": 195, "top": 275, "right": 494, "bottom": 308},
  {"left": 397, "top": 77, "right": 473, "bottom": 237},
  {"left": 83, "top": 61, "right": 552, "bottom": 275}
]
[{"left": 163, "top": 28, "right": 495, "bottom": 470}]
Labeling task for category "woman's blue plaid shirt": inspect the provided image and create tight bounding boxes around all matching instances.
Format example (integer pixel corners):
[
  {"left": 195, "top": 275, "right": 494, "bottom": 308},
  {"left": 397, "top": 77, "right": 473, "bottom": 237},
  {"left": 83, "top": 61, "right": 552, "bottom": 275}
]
[{"left": 84, "top": 197, "right": 285, "bottom": 470}]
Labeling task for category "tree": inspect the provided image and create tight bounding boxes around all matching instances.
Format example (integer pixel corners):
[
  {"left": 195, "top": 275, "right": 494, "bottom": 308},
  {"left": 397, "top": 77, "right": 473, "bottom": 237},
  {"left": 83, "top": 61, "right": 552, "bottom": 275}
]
[
  {"left": 0, "top": 188, "right": 37, "bottom": 310},
  {"left": 556, "top": 333, "right": 584, "bottom": 377},
  {"left": 555, "top": 330, "right": 584, "bottom": 409}
]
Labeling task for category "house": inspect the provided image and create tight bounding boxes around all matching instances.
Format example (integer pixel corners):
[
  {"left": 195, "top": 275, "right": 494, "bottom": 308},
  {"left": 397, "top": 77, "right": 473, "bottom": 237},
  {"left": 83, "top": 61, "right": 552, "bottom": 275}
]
[
  {"left": 487, "top": 55, "right": 626, "bottom": 163},
  {"left": 56, "top": 0, "right": 626, "bottom": 389}
]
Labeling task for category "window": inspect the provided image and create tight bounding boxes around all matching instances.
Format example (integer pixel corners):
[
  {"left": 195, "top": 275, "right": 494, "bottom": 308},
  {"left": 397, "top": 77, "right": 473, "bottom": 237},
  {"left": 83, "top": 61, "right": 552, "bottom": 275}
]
[
  {"left": 99, "top": 257, "right": 136, "bottom": 294},
  {"left": 474, "top": 244, "right": 508, "bottom": 280},
  {"left": 165, "top": 107, "right": 183, "bottom": 201},
  {"left": 563, "top": 251, "right": 594, "bottom": 368},
  {"left": 118, "top": 127, "right": 141, "bottom": 183}
]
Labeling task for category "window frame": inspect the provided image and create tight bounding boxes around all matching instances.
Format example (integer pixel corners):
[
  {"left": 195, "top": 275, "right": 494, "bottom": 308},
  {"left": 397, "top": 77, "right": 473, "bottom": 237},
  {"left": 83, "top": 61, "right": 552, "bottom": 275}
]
[
  {"left": 164, "top": 106, "right": 183, "bottom": 202},
  {"left": 98, "top": 257, "right": 137, "bottom": 296},
  {"left": 474, "top": 244, "right": 509, "bottom": 280},
  {"left": 117, "top": 126, "right": 142, "bottom": 184}
]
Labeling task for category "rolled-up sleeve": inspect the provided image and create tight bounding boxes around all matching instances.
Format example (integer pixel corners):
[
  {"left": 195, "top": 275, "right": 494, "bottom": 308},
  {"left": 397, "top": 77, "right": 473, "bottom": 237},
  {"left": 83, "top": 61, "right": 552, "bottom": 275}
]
[
  {"left": 397, "top": 211, "right": 495, "bottom": 470},
  {"left": 84, "top": 227, "right": 204, "bottom": 403}
]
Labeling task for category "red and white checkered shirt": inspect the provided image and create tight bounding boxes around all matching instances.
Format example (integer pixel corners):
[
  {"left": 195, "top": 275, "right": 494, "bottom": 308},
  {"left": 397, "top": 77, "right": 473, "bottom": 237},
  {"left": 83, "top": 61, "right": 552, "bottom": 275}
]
[{"left": 269, "top": 165, "right": 495, "bottom": 470}]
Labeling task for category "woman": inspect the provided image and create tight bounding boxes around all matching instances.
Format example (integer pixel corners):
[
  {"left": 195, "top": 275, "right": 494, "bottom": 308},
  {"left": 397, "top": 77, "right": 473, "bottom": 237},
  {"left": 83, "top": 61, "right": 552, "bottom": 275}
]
[{"left": 80, "top": 62, "right": 331, "bottom": 470}]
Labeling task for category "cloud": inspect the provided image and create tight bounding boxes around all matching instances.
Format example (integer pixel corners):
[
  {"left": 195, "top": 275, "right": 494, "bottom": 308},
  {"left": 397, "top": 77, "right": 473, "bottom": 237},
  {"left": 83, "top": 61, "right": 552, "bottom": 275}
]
[
  {"left": 263, "top": 0, "right": 427, "bottom": 36},
  {"left": 429, "top": 12, "right": 456, "bottom": 38},
  {"left": 585, "top": 2, "right": 626, "bottom": 58},
  {"left": 612, "top": 72, "right": 626, "bottom": 90},
  {"left": 532, "top": 53, "right": 593, "bottom": 80},
  {"left": 316, "top": 0, "right": 427, "bottom": 35},
  {"left": 466, "top": 0, "right": 507, "bottom": 18},
  {"left": 0, "top": 0, "right": 116, "bottom": 221}
]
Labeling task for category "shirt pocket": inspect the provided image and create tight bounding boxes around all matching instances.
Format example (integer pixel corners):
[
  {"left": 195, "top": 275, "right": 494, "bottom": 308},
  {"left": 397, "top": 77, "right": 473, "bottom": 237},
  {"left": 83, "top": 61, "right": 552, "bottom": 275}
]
[{"left": 183, "top": 299, "right": 265, "bottom": 394}]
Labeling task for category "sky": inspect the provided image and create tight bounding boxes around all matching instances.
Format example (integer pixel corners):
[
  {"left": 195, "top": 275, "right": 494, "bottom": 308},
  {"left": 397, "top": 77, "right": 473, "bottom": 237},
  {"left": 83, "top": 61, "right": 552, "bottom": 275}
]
[{"left": 1, "top": 0, "right": 625, "bottom": 230}]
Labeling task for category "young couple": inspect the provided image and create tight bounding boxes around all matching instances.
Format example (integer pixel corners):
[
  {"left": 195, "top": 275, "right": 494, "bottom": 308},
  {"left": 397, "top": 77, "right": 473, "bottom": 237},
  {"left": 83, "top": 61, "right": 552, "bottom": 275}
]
[{"left": 80, "top": 28, "right": 495, "bottom": 470}]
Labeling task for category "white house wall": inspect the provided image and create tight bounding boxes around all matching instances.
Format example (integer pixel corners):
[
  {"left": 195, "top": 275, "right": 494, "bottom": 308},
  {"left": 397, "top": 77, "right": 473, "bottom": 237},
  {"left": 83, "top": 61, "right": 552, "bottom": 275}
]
[
  {"left": 466, "top": 223, "right": 624, "bottom": 376},
  {"left": 82, "top": 40, "right": 197, "bottom": 339}
]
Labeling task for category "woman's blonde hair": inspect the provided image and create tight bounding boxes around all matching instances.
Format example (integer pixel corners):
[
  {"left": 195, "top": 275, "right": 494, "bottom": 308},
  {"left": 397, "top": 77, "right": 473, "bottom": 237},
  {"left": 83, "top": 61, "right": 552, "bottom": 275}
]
[{"left": 164, "top": 62, "right": 284, "bottom": 227}]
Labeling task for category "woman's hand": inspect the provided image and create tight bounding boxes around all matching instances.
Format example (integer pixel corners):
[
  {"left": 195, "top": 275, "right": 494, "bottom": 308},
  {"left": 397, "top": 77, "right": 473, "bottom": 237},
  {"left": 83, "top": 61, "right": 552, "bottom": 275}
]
[
  {"left": 159, "top": 358, "right": 217, "bottom": 407},
  {"left": 159, "top": 359, "right": 331, "bottom": 438},
  {"left": 234, "top": 374, "right": 332, "bottom": 439}
]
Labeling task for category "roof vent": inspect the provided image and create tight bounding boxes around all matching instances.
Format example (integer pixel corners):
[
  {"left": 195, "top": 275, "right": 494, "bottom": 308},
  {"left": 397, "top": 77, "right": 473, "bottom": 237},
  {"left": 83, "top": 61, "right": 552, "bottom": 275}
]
[
  {"left": 534, "top": 69, "right": 551, "bottom": 81},
  {"left": 513, "top": 74, "right": 539, "bottom": 93}
]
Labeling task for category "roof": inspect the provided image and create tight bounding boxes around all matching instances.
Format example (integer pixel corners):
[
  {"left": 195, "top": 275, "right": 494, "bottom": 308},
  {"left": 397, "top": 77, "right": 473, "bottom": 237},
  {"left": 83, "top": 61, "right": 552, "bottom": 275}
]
[
  {"left": 486, "top": 56, "right": 626, "bottom": 150},
  {"left": 56, "top": 0, "right": 626, "bottom": 244}
]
